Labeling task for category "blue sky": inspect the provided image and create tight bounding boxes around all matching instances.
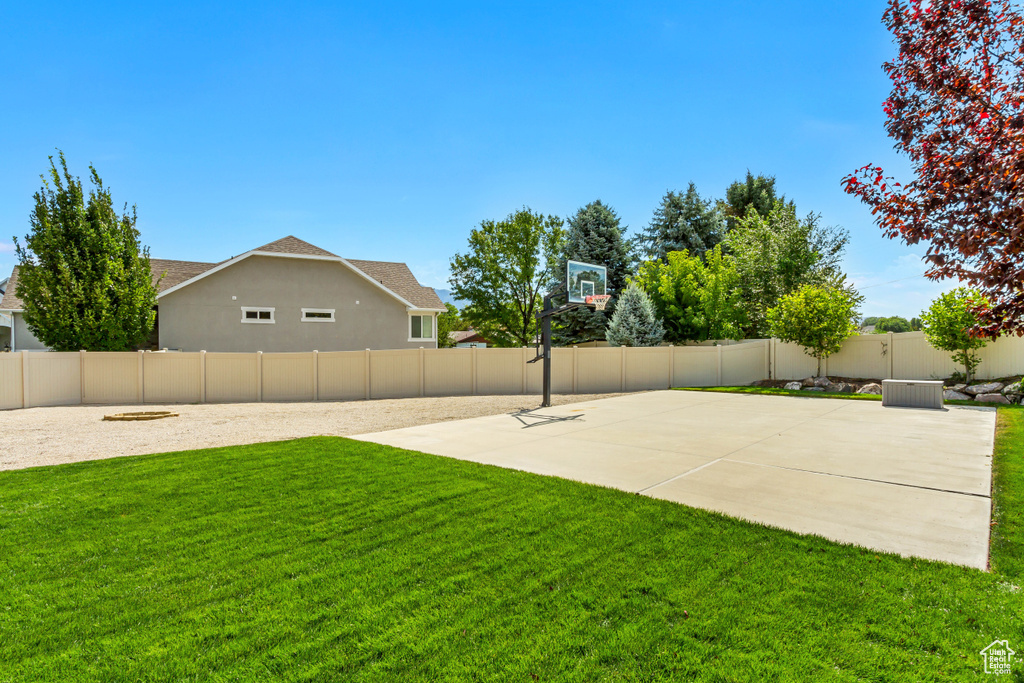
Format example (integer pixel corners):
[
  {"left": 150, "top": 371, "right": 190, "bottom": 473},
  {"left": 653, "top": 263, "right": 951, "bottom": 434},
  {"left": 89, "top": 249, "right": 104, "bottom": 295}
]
[{"left": 0, "top": 1, "right": 942, "bottom": 317}]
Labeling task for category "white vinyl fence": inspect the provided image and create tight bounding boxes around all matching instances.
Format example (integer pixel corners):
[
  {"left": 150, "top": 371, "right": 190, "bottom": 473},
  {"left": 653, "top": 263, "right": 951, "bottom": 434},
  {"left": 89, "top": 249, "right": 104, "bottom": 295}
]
[
  {"left": 771, "top": 331, "right": 1024, "bottom": 382},
  {"left": 0, "top": 342, "right": 769, "bottom": 410},
  {"left": 0, "top": 333, "right": 1021, "bottom": 411}
]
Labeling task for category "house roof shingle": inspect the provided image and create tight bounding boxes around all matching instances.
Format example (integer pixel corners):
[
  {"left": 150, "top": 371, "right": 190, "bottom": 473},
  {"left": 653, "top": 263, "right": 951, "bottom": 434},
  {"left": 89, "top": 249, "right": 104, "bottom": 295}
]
[
  {"left": 150, "top": 259, "right": 218, "bottom": 291},
  {"left": 255, "top": 236, "right": 338, "bottom": 258},
  {"left": 346, "top": 258, "right": 445, "bottom": 310},
  {"left": 2, "top": 236, "right": 444, "bottom": 311},
  {"left": 0, "top": 266, "right": 23, "bottom": 310}
]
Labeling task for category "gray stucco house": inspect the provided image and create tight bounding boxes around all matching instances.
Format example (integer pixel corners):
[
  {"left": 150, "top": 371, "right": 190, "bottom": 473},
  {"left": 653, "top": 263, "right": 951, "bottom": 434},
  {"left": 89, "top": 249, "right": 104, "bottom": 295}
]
[{"left": 0, "top": 236, "right": 446, "bottom": 352}]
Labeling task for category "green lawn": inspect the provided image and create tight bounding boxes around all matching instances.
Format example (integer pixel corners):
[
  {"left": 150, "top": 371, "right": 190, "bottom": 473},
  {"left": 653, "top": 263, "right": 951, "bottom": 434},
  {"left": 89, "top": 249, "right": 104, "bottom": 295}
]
[{"left": 1, "top": 405, "right": 1022, "bottom": 681}]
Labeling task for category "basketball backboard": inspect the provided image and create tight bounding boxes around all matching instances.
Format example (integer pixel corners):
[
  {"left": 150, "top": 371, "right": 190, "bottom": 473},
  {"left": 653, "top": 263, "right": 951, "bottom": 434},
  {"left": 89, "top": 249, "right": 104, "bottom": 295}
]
[{"left": 566, "top": 260, "right": 607, "bottom": 304}]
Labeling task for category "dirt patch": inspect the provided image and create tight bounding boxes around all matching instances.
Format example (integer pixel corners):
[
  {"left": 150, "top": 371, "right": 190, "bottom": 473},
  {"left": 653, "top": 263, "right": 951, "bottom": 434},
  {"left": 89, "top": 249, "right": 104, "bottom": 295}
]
[{"left": 0, "top": 393, "right": 633, "bottom": 471}]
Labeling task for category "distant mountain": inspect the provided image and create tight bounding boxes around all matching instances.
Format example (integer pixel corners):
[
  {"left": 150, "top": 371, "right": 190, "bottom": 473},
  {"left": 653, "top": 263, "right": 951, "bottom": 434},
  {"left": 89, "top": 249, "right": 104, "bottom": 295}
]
[{"left": 434, "top": 289, "right": 468, "bottom": 310}]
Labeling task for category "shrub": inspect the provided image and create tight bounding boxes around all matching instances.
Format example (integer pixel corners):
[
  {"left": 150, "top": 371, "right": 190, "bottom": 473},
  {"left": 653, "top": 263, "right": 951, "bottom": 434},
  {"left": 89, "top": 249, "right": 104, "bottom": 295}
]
[
  {"left": 921, "top": 288, "right": 991, "bottom": 383},
  {"left": 766, "top": 285, "right": 859, "bottom": 376}
]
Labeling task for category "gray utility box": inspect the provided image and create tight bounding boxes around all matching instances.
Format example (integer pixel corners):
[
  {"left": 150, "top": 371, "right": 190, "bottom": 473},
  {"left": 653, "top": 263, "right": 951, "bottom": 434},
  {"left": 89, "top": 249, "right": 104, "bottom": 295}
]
[{"left": 881, "top": 379, "right": 945, "bottom": 409}]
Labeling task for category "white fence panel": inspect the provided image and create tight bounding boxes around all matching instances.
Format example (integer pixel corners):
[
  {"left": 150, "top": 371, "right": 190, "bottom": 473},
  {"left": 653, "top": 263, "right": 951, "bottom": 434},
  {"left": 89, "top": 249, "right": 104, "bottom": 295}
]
[
  {"left": 144, "top": 353, "right": 202, "bottom": 404},
  {"left": 826, "top": 335, "right": 889, "bottom": 380},
  {"left": 26, "top": 352, "right": 81, "bottom": 407},
  {"left": 0, "top": 354, "right": 23, "bottom": 410},
  {"left": 624, "top": 347, "right": 672, "bottom": 391},
  {"left": 263, "top": 352, "right": 315, "bottom": 402},
  {"left": 721, "top": 341, "right": 767, "bottom": 386},
  {"left": 82, "top": 352, "right": 141, "bottom": 404},
  {"left": 476, "top": 348, "right": 526, "bottom": 395},
  {"left": 205, "top": 353, "right": 260, "bottom": 403},
  {"left": 423, "top": 348, "right": 474, "bottom": 396},
  {"left": 318, "top": 351, "right": 367, "bottom": 401},
  {"left": 671, "top": 346, "right": 718, "bottom": 387},
  {"left": 977, "top": 334, "right": 1024, "bottom": 379},
  {"left": 890, "top": 332, "right": 958, "bottom": 380},
  {"left": 369, "top": 349, "right": 420, "bottom": 399},
  {"left": 773, "top": 342, "right": 819, "bottom": 381},
  {"left": 576, "top": 347, "right": 624, "bottom": 393}
]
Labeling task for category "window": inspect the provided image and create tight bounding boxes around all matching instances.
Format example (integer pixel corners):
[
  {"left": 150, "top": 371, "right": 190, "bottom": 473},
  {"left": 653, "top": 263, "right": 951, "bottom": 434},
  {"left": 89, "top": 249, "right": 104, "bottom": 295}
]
[
  {"left": 409, "top": 314, "right": 434, "bottom": 341},
  {"left": 241, "top": 307, "right": 275, "bottom": 324},
  {"left": 301, "top": 308, "right": 336, "bottom": 323}
]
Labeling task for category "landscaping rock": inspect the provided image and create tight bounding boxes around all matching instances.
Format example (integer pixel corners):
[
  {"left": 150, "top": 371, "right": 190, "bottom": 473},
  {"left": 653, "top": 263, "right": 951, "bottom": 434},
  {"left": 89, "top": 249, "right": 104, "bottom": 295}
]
[
  {"left": 965, "top": 381, "right": 1004, "bottom": 395},
  {"left": 783, "top": 381, "right": 803, "bottom": 391},
  {"left": 801, "top": 377, "right": 816, "bottom": 387},
  {"left": 1001, "top": 381, "right": 1023, "bottom": 396},
  {"left": 947, "top": 383, "right": 967, "bottom": 393},
  {"left": 825, "top": 382, "right": 853, "bottom": 393},
  {"left": 812, "top": 376, "right": 831, "bottom": 388},
  {"left": 974, "top": 393, "right": 1011, "bottom": 404},
  {"left": 857, "top": 383, "right": 882, "bottom": 395},
  {"left": 944, "top": 390, "right": 971, "bottom": 401},
  {"left": 803, "top": 387, "right": 826, "bottom": 392}
]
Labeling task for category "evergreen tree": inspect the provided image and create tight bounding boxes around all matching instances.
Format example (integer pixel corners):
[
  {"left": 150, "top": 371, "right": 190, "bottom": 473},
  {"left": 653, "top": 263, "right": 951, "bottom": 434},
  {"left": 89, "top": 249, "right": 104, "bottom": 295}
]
[
  {"left": 14, "top": 152, "right": 158, "bottom": 351},
  {"left": 605, "top": 283, "right": 664, "bottom": 347},
  {"left": 639, "top": 183, "right": 725, "bottom": 263},
  {"left": 552, "top": 200, "right": 632, "bottom": 345},
  {"left": 721, "top": 171, "right": 795, "bottom": 231}
]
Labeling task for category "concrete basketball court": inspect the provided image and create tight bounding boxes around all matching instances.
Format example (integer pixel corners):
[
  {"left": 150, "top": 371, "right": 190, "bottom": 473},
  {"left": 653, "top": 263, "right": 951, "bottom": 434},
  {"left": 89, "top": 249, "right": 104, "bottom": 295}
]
[{"left": 353, "top": 390, "right": 997, "bottom": 569}]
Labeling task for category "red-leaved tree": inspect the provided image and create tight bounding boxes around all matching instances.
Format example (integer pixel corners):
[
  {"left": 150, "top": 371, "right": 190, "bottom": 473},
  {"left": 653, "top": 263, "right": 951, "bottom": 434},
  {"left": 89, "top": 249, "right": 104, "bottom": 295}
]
[{"left": 843, "top": 0, "right": 1024, "bottom": 336}]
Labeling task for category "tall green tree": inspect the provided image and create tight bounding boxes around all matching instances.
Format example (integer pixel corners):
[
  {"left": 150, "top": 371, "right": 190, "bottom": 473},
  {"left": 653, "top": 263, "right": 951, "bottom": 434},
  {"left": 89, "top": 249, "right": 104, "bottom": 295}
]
[
  {"left": 767, "top": 284, "right": 859, "bottom": 377},
  {"left": 634, "top": 245, "right": 746, "bottom": 343},
  {"left": 14, "top": 152, "right": 158, "bottom": 352},
  {"left": 605, "top": 282, "right": 664, "bottom": 347},
  {"left": 552, "top": 200, "right": 632, "bottom": 345},
  {"left": 639, "top": 183, "right": 725, "bottom": 263},
  {"left": 721, "top": 171, "right": 795, "bottom": 231},
  {"left": 874, "top": 316, "right": 912, "bottom": 334},
  {"left": 726, "top": 202, "right": 855, "bottom": 337},
  {"left": 921, "top": 288, "right": 991, "bottom": 383},
  {"left": 449, "top": 208, "right": 564, "bottom": 347},
  {"left": 436, "top": 303, "right": 466, "bottom": 348}
]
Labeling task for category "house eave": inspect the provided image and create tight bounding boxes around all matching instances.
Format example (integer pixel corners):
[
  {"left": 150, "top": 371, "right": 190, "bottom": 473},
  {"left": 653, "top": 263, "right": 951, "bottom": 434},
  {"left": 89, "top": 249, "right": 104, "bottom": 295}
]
[{"left": 156, "top": 250, "right": 421, "bottom": 309}]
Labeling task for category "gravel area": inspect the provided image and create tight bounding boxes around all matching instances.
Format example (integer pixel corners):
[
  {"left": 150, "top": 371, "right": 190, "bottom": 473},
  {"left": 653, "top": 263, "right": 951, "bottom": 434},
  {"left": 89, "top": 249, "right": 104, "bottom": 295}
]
[{"left": 0, "top": 394, "right": 631, "bottom": 471}]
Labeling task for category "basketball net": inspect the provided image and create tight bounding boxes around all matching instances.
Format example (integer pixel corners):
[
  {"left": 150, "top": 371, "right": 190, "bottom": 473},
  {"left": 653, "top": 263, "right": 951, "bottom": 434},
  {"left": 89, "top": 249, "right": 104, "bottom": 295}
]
[{"left": 585, "top": 294, "right": 611, "bottom": 311}]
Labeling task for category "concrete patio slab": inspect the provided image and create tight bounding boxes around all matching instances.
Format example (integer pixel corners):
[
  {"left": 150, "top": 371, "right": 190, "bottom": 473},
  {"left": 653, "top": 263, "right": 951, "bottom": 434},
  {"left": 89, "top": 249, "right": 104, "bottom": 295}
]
[{"left": 352, "top": 390, "right": 997, "bottom": 569}]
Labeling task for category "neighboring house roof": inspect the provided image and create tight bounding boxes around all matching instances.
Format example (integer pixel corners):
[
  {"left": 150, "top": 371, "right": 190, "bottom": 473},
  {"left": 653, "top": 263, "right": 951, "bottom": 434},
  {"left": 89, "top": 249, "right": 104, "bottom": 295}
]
[
  {"left": 150, "top": 259, "right": 218, "bottom": 291},
  {"left": 2, "top": 236, "right": 445, "bottom": 313},
  {"left": 0, "top": 267, "right": 23, "bottom": 310},
  {"left": 450, "top": 329, "right": 488, "bottom": 344}
]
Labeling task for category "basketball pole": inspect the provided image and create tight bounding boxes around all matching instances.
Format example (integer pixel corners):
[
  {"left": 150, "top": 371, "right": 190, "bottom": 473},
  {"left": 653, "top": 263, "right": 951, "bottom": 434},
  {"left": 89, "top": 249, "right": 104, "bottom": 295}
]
[
  {"left": 541, "top": 291, "right": 554, "bottom": 408},
  {"left": 531, "top": 282, "right": 585, "bottom": 408}
]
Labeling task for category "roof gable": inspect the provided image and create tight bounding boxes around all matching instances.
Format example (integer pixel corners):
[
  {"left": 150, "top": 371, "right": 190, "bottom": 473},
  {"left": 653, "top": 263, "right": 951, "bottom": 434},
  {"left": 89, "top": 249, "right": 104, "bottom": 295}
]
[{"left": 255, "top": 236, "right": 337, "bottom": 258}]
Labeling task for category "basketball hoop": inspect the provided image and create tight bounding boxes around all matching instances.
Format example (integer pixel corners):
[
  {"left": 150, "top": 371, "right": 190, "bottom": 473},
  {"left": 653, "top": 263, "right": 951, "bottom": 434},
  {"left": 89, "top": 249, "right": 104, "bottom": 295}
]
[{"left": 585, "top": 294, "right": 611, "bottom": 311}]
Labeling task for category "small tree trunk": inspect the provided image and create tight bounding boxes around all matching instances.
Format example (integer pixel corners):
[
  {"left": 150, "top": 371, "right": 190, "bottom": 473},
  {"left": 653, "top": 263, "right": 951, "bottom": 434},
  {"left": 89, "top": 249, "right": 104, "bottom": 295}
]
[{"left": 816, "top": 354, "right": 822, "bottom": 378}]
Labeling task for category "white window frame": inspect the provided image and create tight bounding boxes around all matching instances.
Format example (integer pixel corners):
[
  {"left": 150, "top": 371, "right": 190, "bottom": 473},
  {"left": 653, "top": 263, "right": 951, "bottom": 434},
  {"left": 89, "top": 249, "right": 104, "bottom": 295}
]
[
  {"left": 241, "top": 306, "right": 276, "bottom": 324},
  {"left": 301, "top": 308, "right": 336, "bottom": 323},
  {"left": 408, "top": 313, "right": 436, "bottom": 342}
]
